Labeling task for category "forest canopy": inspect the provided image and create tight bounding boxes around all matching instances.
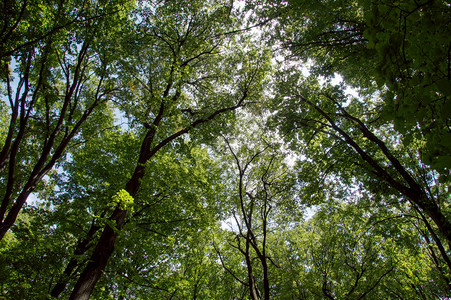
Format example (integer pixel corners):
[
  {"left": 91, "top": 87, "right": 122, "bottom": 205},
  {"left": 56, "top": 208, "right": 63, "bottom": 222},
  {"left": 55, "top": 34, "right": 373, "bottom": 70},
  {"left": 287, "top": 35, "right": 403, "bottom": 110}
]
[{"left": 0, "top": 0, "right": 450, "bottom": 299}]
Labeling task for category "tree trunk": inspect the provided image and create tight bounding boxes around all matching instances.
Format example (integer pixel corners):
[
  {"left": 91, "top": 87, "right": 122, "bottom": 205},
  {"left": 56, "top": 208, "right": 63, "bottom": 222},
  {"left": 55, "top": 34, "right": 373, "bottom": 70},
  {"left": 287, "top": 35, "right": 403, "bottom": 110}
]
[
  {"left": 261, "top": 259, "right": 269, "bottom": 300},
  {"left": 69, "top": 163, "right": 143, "bottom": 299},
  {"left": 245, "top": 233, "right": 260, "bottom": 300},
  {"left": 69, "top": 207, "right": 127, "bottom": 300},
  {"left": 414, "top": 193, "right": 451, "bottom": 245},
  {"left": 51, "top": 218, "right": 102, "bottom": 297}
]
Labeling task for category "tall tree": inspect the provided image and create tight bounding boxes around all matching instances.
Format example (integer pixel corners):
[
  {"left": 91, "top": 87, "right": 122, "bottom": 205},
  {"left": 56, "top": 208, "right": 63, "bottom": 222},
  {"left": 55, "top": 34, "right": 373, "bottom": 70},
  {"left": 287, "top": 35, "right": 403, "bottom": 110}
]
[
  {"left": 2, "top": 1, "right": 449, "bottom": 298},
  {"left": 0, "top": 0, "right": 132, "bottom": 240},
  {"left": 213, "top": 114, "right": 300, "bottom": 300},
  {"left": 271, "top": 0, "right": 450, "bottom": 176},
  {"left": 68, "top": 1, "right": 271, "bottom": 298},
  {"left": 270, "top": 69, "right": 451, "bottom": 289}
]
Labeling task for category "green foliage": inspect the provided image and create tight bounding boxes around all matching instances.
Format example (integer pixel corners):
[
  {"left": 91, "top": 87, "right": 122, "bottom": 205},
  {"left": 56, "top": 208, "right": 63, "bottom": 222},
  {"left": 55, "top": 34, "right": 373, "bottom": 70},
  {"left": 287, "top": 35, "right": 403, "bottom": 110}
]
[
  {"left": 1, "top": 0, "right": 449, "bottom": 299},
  {"left": 111, "top": 189, "right": 134, "bottom": 213},
  {"left": 0, "top": 0, "right": 135, "bottom": 242},
  {"left": 0, "top": 206, "right": 77, "bottom": 298},
  {"left": 360, "top": 0, "right": 450, "bottom": 173},
  {"left": 267, "top": 53, "right": 451, "bottom": 298},
  {"left": 270, "top": 0, "right": 450, "bottom": 176},
  {"left": 272, "top": 200, "right": 448, "bottom": 299}
]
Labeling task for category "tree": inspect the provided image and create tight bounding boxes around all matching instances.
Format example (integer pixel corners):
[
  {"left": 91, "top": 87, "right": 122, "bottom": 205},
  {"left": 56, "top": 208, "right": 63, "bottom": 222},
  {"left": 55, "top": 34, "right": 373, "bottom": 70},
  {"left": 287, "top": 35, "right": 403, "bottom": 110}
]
[
  {"left": 270, "top": 69, "right": 451, "bottom": 292},
  {"left": 212, "top": 114, "right": 300, "bottom": 300},
  {"left": 260, "top": 0, "right": 450, "bottom": 176},
  {"left": 0, "top": 0, "right": 132, "bottom": 240},
  {"left": 273, "top": 200, "right": 448, "bottom": 299},
  {"left": 67, "top": 1, "right": 272, "bottom": 298},
  {"left": 43, "top": 123, "right": 230, "bottom": 298},
  {"left": 222, "top": 137, "right": 275, "bottom": 300}
]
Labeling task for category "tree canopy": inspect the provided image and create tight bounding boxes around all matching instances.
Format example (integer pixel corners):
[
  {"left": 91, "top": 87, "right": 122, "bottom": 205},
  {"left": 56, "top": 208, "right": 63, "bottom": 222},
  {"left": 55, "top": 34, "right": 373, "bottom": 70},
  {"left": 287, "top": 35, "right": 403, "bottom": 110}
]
[{"left": 0, "top": 0, "right": 449, "bottom": 299}]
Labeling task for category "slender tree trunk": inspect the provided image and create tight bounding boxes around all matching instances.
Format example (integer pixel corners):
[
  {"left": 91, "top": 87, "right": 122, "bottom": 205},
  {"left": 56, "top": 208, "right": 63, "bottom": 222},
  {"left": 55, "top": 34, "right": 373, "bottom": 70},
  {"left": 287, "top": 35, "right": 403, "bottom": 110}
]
[
  {"left": 245, "top": 232, "right": 260, "bottom": 300},
  {"left": 261, "top": 259, "right": 269, "bottom": 300}
]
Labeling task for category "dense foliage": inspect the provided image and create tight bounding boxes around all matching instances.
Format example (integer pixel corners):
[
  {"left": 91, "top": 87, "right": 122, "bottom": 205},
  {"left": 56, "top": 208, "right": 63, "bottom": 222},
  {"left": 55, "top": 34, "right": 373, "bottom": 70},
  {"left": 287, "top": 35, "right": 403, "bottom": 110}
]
[{"left": 0, "top": 0, "right": 449, "bottom": 299}]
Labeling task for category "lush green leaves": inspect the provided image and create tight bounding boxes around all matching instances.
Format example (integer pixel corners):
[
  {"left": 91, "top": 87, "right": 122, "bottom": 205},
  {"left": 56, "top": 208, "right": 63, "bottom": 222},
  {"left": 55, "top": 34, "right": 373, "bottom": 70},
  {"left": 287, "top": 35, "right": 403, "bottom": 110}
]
[{"left": 1, "top": 0, "right": 449, "bottom": 298}]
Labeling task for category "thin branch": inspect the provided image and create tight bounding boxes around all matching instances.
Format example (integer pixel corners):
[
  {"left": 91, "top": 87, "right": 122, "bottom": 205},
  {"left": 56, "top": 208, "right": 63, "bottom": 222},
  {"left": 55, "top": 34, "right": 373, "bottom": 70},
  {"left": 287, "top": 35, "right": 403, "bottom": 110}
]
[{"left": 212, "top": 241, "right": 248, "bottom": 286}]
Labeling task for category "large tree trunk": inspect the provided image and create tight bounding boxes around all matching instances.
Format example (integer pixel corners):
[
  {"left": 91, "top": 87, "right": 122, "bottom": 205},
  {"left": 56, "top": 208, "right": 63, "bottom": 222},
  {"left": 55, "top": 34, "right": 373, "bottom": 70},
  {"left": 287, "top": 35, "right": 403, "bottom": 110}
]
[
  {"left": 69, "top": 164, "right": 143, "bottom": 300},
  {"left": 51, "top": 218, "right": 103, "bottom": 298},
  {"left": 69, "top": 207, "right": 127, "bottom": 300},
  {"left": 414, "top": 193, "right": 451, "bottom": 245},
  {"left": 306, "top": 96, "right": 451, "bottom": 245}
]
